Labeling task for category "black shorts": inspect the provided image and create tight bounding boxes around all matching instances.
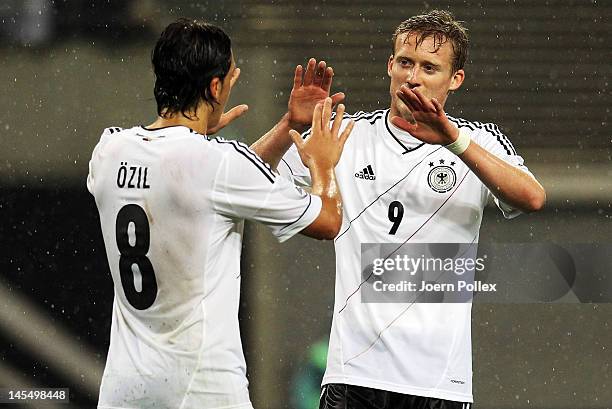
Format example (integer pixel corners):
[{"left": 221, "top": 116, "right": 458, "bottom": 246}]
[{"left": 319, "top": 383, "right": 472, "bottom": 409}]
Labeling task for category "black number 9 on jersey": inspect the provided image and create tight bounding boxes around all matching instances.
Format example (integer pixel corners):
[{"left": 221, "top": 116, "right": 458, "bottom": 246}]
[
  {"left": 116, "top": 204, "right": 158, "bottom": 310},
  {"left": 388, "top": 201, "right": 404, "bottom": 235}
]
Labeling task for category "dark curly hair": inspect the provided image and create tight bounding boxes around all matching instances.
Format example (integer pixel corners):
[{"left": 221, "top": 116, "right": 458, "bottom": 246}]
[
  {"left": 392, "top": 10, "right": 469, "bottom": 73},
  {"left": 151, "top": 18, "right": 232, "bottom": 119}
]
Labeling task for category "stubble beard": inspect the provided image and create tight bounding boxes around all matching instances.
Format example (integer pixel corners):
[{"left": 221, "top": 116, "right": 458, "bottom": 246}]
[{"left": 392, "top": 94, "right": 415, "bottom": 124}]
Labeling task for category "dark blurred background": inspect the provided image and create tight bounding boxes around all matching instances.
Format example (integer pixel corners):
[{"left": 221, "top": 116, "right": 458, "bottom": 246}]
[{"left": 0, "top": 0, "right": 610, "bottom": 408}]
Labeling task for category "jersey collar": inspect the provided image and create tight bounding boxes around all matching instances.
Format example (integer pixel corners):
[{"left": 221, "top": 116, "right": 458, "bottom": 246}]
[
  {"left": 384, "top": 111, "right": 425, "bottom": 154},
  {"left": 140, "top": 124, "right": 198, "bottom": 134}
]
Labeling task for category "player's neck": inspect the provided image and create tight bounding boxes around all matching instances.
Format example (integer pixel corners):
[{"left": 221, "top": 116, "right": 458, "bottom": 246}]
[
  {"left": 147, "top": 112, "right": 209, "bottom": 135},
  {"left": 389, "top": 105, "right": 399, "bottom": 119}
]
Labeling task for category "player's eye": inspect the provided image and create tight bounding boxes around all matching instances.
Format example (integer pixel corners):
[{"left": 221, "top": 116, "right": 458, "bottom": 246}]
[
  {"left": 423, "top": 65, "right": 435, "bottom": 73},
  {"left": 399, "top": 59, "right": 412, "bottom": 67}
]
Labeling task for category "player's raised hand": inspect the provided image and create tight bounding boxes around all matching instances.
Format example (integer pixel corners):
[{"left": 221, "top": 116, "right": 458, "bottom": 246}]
[
  {"left": 289, "top": 97, "right": 354, "bottom": 169},
  {"left": 287, "top": 58, "right": 345, "bottom": 130},
  {"left": 207, "top": 104, "right": 249, "bottom": 134},
  {"left": 207, "top": 67, "right": 249, "bottom": 134},
  {"left": 390, "top": 85, "right": 460, "bottom": 145}
]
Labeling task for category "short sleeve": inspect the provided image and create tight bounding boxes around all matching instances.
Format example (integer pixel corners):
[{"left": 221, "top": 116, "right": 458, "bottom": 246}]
[
  {"left": 87, "top": 128, "right": 117, "bottom": 194},
  {"left": 474, "top": 123, "right": 536, "bottom": 219},
  {"left": 213, "top": 140, "right": 322, "bottom": 242},
  {"left": 87, "top": 147, "right": 97, "bottom": 194}
]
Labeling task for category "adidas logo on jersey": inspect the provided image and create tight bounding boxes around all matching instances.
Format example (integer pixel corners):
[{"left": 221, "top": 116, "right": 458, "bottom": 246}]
[{"left": 355, "top": 165, "right": 376, "bottom": 180}]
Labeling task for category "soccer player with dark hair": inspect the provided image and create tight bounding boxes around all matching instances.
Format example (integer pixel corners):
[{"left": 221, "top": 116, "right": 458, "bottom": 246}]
[
  {"left": 252, "top": 9, "right": 546, "bottom": 409},
  {"left": 87, "top": 19, "right": 352, "bottom": 409}
]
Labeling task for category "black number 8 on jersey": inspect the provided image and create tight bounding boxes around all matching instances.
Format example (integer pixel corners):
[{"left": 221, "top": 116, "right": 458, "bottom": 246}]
[{"left": 116, "top": 204, "right": 158, "bottom": 310}]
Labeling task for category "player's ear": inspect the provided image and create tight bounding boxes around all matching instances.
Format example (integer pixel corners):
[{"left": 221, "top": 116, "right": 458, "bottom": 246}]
[
  {"left": 449, "top": 69, "right": 465, "bottom": 91},
  {"left": 209, "top": 77, "right": 223, "bottom": 102},
  {"left": 387, "top": 54, "right": 394, "bottom": 77}
]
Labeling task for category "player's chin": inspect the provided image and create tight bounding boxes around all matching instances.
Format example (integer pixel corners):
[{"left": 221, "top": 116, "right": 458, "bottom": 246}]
[
  {"left": 394, "top": 100, "right": 414, "bottom": 121},
  {"left": 390, "top": 94, "right": 403, "bottom": 109}
]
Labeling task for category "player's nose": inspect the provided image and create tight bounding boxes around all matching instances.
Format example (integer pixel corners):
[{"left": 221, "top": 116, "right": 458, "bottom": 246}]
[{"left": 405, "top": 68, "right": 421, "bottom": 88}]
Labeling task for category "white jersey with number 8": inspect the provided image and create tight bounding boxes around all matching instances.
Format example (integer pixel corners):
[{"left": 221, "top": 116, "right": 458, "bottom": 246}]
[{"left": 87, "top": 125, "right": 321, "bottom": 409}]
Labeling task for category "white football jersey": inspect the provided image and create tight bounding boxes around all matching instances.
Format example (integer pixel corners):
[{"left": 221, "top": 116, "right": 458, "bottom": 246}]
[
  {"left": 280, "top": 109, "right": 532, "bottom": 403},
  {"left": 87, "top": 125, "right": 321, "bottom": 409}
]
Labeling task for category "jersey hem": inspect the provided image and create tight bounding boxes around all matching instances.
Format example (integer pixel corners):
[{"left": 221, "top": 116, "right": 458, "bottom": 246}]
[
  {"left": 99, "top": 402, "right": 253, "bottom": 409},
  {"left": 321, "top": 375, "right": 473, "bottom": 403}
]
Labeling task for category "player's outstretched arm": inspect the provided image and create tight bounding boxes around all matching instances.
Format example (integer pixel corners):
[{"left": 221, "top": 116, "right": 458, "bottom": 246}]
[
  {"left": 391, "top": 86, "right": 546, "bottom": 213},
  {"left": 251, "top": 58, "right": 345, "bottom": 170},
  {"left": 291, "top": 98, "right": 354, "bottom": 239}
]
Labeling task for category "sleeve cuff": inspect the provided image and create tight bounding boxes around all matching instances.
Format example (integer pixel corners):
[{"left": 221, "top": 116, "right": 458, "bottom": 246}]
[{"left": 275, "top": 194, "right": 323, "bottom": 243}]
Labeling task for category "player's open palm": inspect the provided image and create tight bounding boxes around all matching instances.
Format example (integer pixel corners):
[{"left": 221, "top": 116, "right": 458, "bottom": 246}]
[
  {"left": 289, "top": 97, "right": 354, "bottom": 169},
  {"left": 390, "top": 86, "right": 459, "bottom": 145},
  {"left": 288, "top": 58, "right": 345, "bottom": 127}
]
